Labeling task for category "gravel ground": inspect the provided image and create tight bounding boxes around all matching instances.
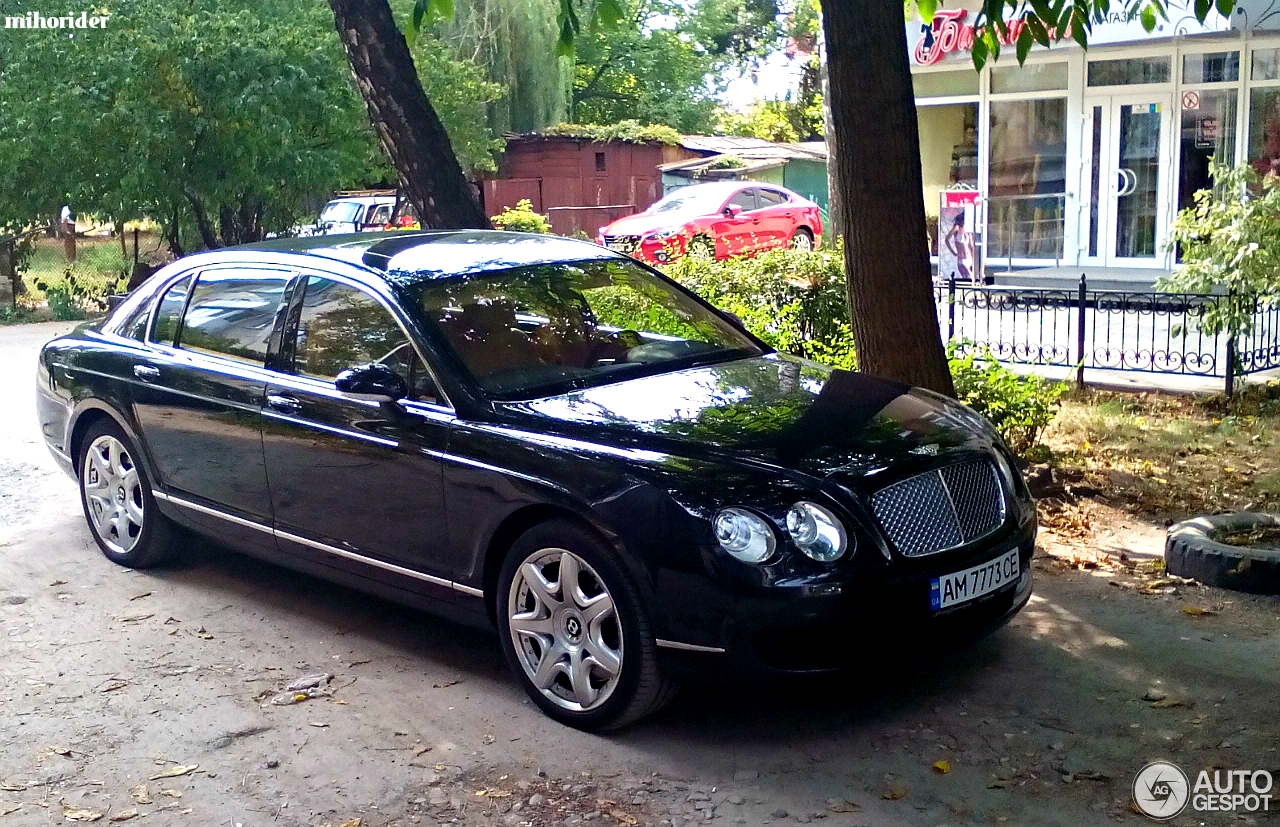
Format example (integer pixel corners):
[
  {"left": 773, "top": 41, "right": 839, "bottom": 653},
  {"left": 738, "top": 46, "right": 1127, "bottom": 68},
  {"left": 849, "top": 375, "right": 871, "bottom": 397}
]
[{"left": 1, "top": 320, "right": 1278, "bottom": 827}]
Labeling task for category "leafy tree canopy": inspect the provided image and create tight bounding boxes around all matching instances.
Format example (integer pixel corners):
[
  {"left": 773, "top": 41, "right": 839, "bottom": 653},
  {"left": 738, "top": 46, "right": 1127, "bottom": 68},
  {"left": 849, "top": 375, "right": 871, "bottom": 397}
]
[{"left": 0, "top": 0, "right": 377, "bottom": 251}]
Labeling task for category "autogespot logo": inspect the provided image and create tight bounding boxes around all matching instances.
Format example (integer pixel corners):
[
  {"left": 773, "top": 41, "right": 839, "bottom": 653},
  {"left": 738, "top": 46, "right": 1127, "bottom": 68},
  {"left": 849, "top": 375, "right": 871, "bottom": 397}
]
[
  {"left": 1134, "top": 761, "right": 1275, "bottom": 819},
  {"left": 1133, "top": 761, "right": 1190, "bottom": 820}
]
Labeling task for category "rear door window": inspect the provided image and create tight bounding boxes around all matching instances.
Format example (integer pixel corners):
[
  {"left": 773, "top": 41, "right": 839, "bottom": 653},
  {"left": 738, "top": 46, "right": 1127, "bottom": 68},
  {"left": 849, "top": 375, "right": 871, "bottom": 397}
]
[
  {"left": 757, "top": 189, "right": 787, "bottom": 207},
  {"left": 177, "top": 269, "right": 290, "bottom": 365},
  {"left": 150, "top": 275, "right": 192, "bottom": 346}
]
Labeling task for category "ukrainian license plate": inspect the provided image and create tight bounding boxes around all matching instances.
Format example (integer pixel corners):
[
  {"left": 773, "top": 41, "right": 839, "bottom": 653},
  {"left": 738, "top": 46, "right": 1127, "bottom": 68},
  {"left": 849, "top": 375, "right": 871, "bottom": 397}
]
[
  {"left": 930, "top": 550, "right": 1019, "bottom": 611},
  {"left": 606, "top": 240, "right": 631, "bottom": 252}
]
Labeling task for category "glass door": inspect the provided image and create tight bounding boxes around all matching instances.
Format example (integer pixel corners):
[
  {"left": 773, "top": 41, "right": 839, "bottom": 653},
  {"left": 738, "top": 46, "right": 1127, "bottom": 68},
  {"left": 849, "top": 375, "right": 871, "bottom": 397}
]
[{"left": 1083, "top": 94, "right": 1173, "bottom": 268}]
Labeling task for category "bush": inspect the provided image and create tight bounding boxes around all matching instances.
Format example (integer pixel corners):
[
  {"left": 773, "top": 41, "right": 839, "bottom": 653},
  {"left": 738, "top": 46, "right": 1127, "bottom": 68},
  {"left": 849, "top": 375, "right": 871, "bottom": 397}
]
[
  {"left": 29, "top": 268, "right": 123, "bottom": 320},
  {"left": 492, "top": 199, "right": 552, "bottom": 234},
  {"left": 659, "top": 245, "right": 856, "bottom": 369},
  {"left": 947, "top": 341, "right": 1067, "bottom": 453}
]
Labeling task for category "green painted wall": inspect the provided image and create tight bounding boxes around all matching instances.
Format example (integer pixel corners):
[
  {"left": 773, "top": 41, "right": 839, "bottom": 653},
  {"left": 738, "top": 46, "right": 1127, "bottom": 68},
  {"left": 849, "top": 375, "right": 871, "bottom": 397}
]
[{"left": 782, "top": 159, "right": 829, "bottom": 213}]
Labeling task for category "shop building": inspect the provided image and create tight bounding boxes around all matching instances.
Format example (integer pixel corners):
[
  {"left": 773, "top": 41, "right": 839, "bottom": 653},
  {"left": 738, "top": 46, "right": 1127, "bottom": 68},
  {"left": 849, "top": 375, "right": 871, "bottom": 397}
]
[{"left": 909, "top": 0, "right": 1280, "bottom": 284}]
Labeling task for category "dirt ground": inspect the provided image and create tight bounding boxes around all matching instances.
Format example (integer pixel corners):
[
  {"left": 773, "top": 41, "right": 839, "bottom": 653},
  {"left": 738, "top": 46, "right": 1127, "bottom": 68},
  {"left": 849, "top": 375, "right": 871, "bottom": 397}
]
[{"left": 2, "top": 321, "right": 1278, "bottom": 827}]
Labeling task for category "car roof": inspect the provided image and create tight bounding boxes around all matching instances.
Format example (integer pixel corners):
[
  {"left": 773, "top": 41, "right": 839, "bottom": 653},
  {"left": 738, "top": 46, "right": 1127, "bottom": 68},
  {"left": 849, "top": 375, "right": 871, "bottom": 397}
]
[
  {"left": 325, "top": 196, "right": 396, "bottom": 205},
  {"left": 228, "top": 230, "right": 621, "bottom": 284}
]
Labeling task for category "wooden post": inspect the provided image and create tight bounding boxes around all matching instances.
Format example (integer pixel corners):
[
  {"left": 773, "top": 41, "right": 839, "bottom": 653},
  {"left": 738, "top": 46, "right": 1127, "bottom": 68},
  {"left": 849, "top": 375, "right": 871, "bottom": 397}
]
[{"left": 0, "top": 238, "right": 14, "bottom": 308}]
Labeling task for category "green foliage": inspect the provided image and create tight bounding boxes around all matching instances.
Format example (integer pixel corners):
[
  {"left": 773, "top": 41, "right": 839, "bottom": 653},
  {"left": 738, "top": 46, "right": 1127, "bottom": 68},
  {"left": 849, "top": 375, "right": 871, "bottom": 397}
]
[
  {"left": 1161, "top": 160, "right": 1280, "bottom": 335},
  {"left": 947, "top": 341, "right": 1067, "bottom": 452},
  {"left": 0, "top": 0, "right": 379, "bottom": 252},
  {"left": 491, "top": 199, "right": 553, "bottom": 233},
  {"left": 409, "top": 30, "right": 506, "bottom": 173},
  {"left": 540, "top": 121, "right": 683, "bottom": 144},
  {"left": 570, "top": 0, "right": 727, "bottom": 133},
  {"left": 716, "top": 93, "right": 822, "bottom": 143},
  {"left": 27, "top": 268, "right": 124, "bottom": 321},
  {"left": 660, "top": 246, "right": 856, "bottom": 368},
  {"left": 702, "top": 154, "right": 749, "bottom": 171}
]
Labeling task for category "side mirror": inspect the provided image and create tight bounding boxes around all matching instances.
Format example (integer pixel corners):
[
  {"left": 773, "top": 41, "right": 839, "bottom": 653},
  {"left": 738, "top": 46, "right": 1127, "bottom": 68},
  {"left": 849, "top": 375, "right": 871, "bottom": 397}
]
[
  {"left": 723, "top": 203, "right": 743, "bottom": 218},
  {"left": 335, "top": 363, "right": 407, "bottom": 402}
]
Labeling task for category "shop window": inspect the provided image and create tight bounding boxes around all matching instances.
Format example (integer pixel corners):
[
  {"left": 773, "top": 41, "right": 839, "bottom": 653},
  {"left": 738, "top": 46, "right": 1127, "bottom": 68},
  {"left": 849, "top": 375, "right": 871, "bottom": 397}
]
[
  {"left": 1179, "top": 90, "right": 1237, "bottom": 215},
  {"left": 990, "top": 62, "right": 1067, "bottom": 93},
  {"left": 1087, "top": 57, "right": 1170, "bottom": 86},
  {"left": 1183, "top": 51, "right": 1239, "bottom": 84},
  {"left": 1251, "top": 48, "right": 1280, "bottom": 80},
  {"left": 912, "top": 69, "right": 979, "bottom": 97},
  {"left": 1249, "top": 87, "right": 1280, "bottom": 176},
  {"left": 988, "top": 99, "right": 1067, "bottom": 259},
  {"left": 917, "top": 103, "right": 978, "bottom": 254}
]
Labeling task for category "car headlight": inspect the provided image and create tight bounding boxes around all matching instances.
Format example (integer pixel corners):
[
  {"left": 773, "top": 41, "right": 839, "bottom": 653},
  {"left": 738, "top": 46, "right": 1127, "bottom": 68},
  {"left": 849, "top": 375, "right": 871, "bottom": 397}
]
[
  {"left": 648, "top": 228, "right": 680, "bottom": 239},
  {"left": 713, "top": 508, "right": 776, "bottom": 563},
  {"left": 785, "top": 501, "right": 849, "bottom": 562}
]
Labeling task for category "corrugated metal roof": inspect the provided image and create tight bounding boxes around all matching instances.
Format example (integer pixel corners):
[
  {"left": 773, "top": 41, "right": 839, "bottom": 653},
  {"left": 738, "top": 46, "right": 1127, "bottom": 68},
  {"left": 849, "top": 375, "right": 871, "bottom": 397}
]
[{"left": 678, "top": 135, "right": 828, "bottom": 160}]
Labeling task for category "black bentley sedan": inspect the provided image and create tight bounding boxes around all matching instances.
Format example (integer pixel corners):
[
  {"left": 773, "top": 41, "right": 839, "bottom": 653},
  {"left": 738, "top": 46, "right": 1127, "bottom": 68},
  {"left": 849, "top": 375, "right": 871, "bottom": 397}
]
[{"left": 37, "top": 231, "right": 1035, "bottom": 730}]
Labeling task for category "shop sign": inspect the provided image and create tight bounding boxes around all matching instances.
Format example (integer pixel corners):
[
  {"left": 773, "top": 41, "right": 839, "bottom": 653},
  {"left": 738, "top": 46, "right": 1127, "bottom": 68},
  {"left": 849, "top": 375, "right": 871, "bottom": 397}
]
[{"left": 912, "top": 9, "right": 1066, "bottom": 66}]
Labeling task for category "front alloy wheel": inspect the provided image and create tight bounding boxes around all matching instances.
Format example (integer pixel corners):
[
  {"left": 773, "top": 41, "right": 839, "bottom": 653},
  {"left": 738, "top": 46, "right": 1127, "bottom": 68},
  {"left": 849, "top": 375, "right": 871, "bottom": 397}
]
[
  {"left": 497, "top": 519, "right": 677, "bottom": 730},
  {"left": 507, "top": 548, "right": 623, "bottom": 712}
]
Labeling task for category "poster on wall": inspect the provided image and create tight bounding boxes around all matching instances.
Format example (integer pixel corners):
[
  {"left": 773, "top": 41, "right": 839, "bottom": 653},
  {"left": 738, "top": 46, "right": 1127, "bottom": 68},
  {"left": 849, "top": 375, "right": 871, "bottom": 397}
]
[{"left": 938, "top": 190, "right": 981, "bottom": 284}]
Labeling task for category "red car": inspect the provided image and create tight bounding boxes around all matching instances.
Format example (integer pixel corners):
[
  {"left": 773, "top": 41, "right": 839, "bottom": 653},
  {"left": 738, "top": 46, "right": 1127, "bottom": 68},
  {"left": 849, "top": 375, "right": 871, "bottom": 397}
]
[{"left": 597, "top": 181, "right": 823, "bottom": 264}]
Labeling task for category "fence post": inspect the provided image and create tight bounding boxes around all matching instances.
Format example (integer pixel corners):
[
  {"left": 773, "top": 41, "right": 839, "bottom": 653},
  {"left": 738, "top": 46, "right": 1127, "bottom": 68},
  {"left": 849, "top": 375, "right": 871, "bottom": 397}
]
[
  {"left": 1076, "top": 273, "right": 1087, "bottom": 387},
  {"left": 1225, "top": 288, "right": 1236, "bottom": 398},
  {"left": 0, "top": 237, "right": 14, "bottom": 309},
  {"left": 947, "top": 276, "right": 956, "bottom": 341}
]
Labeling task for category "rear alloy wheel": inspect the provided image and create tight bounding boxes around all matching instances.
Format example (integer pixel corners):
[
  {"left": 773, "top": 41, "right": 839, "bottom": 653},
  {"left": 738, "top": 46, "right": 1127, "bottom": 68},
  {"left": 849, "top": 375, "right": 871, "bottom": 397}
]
[
  {"left": 789, "top": 228, "right": 814, "bottom": 251},
  {"left": 78, "top": 422, "right": 174, "bottom": 568},
  {"left": 497, "top": 520, "right": 677, "bottom": 730}
]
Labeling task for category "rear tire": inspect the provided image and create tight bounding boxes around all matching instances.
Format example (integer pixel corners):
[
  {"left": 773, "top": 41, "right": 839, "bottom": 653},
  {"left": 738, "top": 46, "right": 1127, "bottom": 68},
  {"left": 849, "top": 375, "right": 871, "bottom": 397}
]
[
  {"left": 789, "top": 228, "right": 814, "bottom": 251},
  {"left": 77, "top": 420, "right": 175, "bottom": 568},
  {"left": 496, "top": 519, "right": 677, "bottom": 731}
]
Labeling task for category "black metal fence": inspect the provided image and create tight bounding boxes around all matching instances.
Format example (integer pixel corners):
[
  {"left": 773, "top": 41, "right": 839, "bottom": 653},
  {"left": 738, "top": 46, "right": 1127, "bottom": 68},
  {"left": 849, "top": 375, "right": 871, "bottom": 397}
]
[{"left": 935, "top": 275, "right": 1280, "bottom": 395}]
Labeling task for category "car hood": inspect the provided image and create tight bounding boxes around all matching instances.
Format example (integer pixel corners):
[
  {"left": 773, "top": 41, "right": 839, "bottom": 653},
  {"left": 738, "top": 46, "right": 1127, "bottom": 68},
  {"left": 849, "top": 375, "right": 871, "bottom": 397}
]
[
  {"left": 496, "top": 354, "right": 996, "bottom": 483},
  {"left": 602, "top": 212, "right": 697, "bottom": 237}
]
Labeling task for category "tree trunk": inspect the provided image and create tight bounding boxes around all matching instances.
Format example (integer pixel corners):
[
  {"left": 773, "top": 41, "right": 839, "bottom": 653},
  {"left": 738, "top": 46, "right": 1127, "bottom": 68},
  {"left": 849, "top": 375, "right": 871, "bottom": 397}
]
[
  {"left": 817, "top": 23, "right": 841, "bottom": 244},
  {"left": 820, "top": 0, "right": 954, "bottom": 396},
  {"left": 327, "top": 0, "right": 490, "bottom": 230}
]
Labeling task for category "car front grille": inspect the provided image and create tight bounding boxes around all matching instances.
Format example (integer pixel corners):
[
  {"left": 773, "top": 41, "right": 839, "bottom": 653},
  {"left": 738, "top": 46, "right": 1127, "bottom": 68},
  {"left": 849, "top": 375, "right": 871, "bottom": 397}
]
[
  {"left": 602, "top": 235, "right": 640, "bottom": 253},
  {"left": 870, "top": 460, "right": 1006, "bottom": 557}
]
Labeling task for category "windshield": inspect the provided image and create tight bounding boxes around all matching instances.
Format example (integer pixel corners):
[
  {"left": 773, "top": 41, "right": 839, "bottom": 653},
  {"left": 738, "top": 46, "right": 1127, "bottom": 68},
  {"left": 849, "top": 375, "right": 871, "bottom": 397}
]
[
  {"left": 320, "top": 201, "right": 362, "bottom": 223},
  {"left": 645, "top": 188, "right": 727, "bottom": 216},
  {"left": 412, "top": 259, "right": 764, "bottom": 400}
]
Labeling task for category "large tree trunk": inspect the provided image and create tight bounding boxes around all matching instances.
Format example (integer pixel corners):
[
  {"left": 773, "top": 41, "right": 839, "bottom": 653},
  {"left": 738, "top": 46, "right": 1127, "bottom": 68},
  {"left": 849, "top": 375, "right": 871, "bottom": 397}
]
[
  {"left": 820, "top": 1, "right": 954, "bottom": 396},
  {"left": 327, "top": 0, "right": 490, "bottom": 230}
]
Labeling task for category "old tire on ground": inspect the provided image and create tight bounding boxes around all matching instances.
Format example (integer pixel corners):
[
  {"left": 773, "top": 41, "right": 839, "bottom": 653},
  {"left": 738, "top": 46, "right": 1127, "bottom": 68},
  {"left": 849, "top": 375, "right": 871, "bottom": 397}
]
[
  {"left": 497, "top": 519, "right": 678, "bottom": 731},
  {"left": 1166, "top": 513, "right": 1280, "bottom": 595}
]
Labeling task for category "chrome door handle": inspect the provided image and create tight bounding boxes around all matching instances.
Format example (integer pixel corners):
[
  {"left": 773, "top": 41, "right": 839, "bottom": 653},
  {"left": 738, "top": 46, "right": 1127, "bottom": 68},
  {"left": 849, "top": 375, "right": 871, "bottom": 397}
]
[
  {"left": 266, "top": 394, "right": 302, "bottom": 414},
  {"left": 133, "top": 364, "right": 159, "bottom": 380}
]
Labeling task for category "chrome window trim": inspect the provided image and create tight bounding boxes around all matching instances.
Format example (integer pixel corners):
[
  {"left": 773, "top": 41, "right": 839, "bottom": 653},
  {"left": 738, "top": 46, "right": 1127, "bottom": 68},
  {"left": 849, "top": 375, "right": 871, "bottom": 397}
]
[
  {"left": 655, "top": 639, "right": 726, "bottom": 653},
  {"left": 153, "top": 490, "right": 480, "bottom": 598}
]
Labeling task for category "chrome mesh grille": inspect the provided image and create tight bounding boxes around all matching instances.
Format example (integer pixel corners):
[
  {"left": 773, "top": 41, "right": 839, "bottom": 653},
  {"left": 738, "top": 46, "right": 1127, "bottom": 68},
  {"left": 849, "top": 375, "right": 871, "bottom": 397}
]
[{"left": 870, "top": 460, "right": 1006, "bottom": 557}]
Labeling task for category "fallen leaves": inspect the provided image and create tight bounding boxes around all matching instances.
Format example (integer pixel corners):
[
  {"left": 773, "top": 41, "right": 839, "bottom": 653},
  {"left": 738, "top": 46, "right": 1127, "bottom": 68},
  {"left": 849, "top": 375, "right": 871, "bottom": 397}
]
[
  {"left": 1183, "top": 606, "right": 1217, "bottom": 617},
  {"left": 61, "top": 803, "right": 103, "bottom": 821},
  {"left": 129, "top": 785, "right": 151, "bottom": 804},
  {"left": 881, "top": 782, "right": 909, "bottom": 800},
  {"left": 932, "top": 760, "right": 951, "bottom": 774},
  {"left": 149, "top": 764, "right": 198, "bottom": 781},
  {"left": 109, "top": 807, "right": 138, "bottom": 822},
  {"left": 610, "top": 810, "right": 638, "bottom": 825}
]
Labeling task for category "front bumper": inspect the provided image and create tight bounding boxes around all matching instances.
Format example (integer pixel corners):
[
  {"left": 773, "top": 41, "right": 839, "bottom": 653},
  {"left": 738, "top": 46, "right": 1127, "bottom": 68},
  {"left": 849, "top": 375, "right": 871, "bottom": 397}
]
[{"left": 657, "top": 518, "right": 1036, "bottom": 677}]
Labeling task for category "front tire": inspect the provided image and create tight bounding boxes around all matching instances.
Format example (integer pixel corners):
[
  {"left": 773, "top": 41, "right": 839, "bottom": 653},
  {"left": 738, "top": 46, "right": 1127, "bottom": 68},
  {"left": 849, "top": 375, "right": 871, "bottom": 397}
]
[
  {"left": 686, "top": 236, "right": 715, "bottom": 260},
  {"left": 497, "top": 519, "right": 677, "bottom": 731},
  {"left": 78, "top": 421, "right": 175, "bottom": 568}
]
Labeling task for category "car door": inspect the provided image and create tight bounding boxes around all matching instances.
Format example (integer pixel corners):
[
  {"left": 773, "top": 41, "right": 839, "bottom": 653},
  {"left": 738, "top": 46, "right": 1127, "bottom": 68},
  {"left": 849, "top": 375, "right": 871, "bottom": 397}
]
[
  {"left": 130, "top": 266, "right": 290, "bottom": 550},
  {"left": 713, "top": 188, "right": 759, "bottom": 256},
  {"left": 753, "top": 188, "right": 793, "bottom": 249},
  {"left": 260, "top": 272, "right": 454, "bottom": 598}
]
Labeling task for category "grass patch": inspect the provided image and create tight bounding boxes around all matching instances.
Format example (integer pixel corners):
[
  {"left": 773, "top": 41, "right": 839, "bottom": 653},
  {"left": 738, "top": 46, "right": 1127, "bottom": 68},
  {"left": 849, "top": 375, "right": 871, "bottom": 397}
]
[{"left": 1042, "top": 384, "right": 1280, "bottom": 522}]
